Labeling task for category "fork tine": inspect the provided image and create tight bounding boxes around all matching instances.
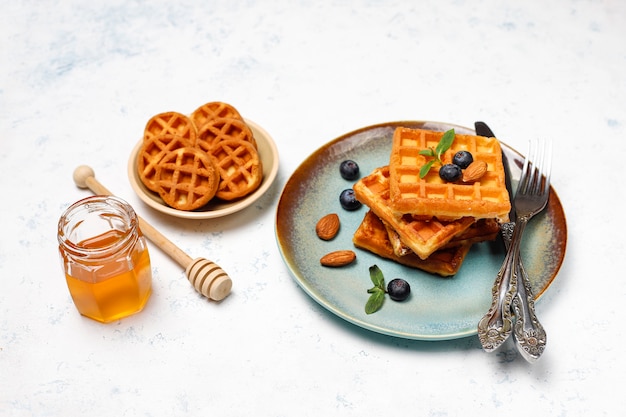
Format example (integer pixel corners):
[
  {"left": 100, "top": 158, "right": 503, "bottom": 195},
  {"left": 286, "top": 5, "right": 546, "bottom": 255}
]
[
  {"left": 541, "top": 138, "right": 552, "bottom": 194},
  {"left": 532, "top": 138, "right": 552, "bottom": 196},
  {"left": 518, "top": 140, "right": 533, "bottom": 195},
  {"left": 530, "top": 140, "right": 542, "bottom": 195}
]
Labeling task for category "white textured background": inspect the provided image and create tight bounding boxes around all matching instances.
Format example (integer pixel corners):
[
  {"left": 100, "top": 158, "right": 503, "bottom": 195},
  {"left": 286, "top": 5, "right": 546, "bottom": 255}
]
[{"left": 1, "top": 0, "right": 624, "bottom": 416}]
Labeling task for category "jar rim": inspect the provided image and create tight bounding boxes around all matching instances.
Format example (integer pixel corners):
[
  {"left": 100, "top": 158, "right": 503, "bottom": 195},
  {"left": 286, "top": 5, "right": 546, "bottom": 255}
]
[{"left": 58, "top": 195, "right": 139, "bottom": 258}]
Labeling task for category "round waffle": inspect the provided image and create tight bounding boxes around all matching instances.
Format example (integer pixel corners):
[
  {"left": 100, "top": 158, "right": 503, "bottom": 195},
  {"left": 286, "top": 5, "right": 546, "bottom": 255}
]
[
  {"left": 155, "top": 147, "right": 220, "bottom": 211},
  {"left": 208, "top": 139, "right": 263, "bottom": 201},
  {"left": 144, "top": 111, "right": 197, "bottom": 143},
  {"left": 196, "top": 117, "right": 256, "bottom": 153},
  {"left": 137, "top": 134, "right": 193, "bottom": 192},
  {"left": 191, "top": 101, "right": 243, "bottom": 129}
]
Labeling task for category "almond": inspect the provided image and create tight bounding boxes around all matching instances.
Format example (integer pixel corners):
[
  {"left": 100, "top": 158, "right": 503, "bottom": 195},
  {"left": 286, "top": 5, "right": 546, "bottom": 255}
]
[
  {"left": 462, "top": 160, "right": 488, "bottom": 183},
  {"left": 315, "top": 213, "right": 340, "bottom": 240},
  {"left": 320, "top": 250, "right": 356, "bottom": 267}
]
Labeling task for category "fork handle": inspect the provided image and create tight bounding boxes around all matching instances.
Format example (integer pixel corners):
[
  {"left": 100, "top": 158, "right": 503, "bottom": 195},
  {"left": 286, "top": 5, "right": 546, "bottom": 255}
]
[
  {"left": 477, "top": 220, "right": 526, "bottom": 351},
  {"left": 512, "top": 259, "right": 547, "bottom": 361}
]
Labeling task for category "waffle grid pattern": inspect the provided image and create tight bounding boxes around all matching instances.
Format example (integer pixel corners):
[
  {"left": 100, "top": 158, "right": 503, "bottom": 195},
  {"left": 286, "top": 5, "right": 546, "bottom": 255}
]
[
  {"left": 143, "top": 111, "right": 197, "bottom": 143},
  {"left": 352, "top": 210, "right": 471, "bottom": 277},
  {"left": 191, "top": 101, "right": 242, "bottom": 129},
  {"left": 196, "top": 118, "right": 256, "bottom": 152},
  {"left": 209, "top": 139, "right": 263, "bottom": 201},
  {"left": 138, "top": 134, "right": 194, "bottom": 192},
  {"left": 136, "top": 102, "right": 264, "bottom": 209},
  {"left": 353, "top": 166, "right": 475, "bottom": 260},
  {"left": 389, "top": 128, "right": 511, "bottom": 220},
  {"left": 155, "top": 147, "right": 219, "bottom": 211}
]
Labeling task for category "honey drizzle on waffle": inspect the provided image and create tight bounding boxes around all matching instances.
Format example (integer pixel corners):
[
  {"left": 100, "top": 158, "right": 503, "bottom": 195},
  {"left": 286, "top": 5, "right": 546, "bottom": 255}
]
[{"left": 388, "top": 128, "right": 511, "bottom": 221}]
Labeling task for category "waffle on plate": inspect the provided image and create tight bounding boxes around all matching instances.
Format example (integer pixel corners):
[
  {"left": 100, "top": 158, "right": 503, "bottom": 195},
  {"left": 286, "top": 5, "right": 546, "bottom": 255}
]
[{"left": 352, "top": 126, "right": 511, "bottom": 276}]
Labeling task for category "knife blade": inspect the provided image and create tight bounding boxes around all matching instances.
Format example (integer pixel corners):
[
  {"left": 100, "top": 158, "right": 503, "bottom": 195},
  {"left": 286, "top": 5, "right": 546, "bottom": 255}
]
[{"left": 475, "top": 121, "right": 516, "bottom": 225}]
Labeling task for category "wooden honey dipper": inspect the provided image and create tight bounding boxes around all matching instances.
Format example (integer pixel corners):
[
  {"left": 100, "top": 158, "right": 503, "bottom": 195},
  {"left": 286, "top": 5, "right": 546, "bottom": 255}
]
[{"left": 72, "top": 165, "right": 232, "bottom": 302}]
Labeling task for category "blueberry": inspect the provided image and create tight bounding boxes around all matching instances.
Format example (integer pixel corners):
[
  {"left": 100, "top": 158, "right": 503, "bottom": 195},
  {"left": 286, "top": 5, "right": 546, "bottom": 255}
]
[
  {"left": 439, "top": 164, "right": 462, "bottom": 182},
  {"left": 339, "top": 189, "right": 362, "bottom": 211},
  {"left": 340, "top": 160, "right": 360, "bottom": 180},
  {"left": 452, "top": 151, "right": 473, "bottom": 169},
  {"left": 387, "top": 278, "right": 411, "bottom": 301}
]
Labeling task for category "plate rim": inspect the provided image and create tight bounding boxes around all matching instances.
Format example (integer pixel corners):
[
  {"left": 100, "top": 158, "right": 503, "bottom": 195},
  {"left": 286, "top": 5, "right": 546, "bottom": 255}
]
[
  {"left": 127, "top": 118, "right": 279, "bottom": 219},
  {"left": 275, "top": 120, "right": 567, "bottom": 341}
]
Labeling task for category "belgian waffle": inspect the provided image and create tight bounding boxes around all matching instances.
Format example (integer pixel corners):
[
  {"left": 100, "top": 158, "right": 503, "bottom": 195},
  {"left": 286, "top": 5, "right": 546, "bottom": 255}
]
[
  {"left": 144, "top": 111, "right": 197, "bottom": 143},
  {"left": 208, "top": 139, "right": 263, "bottom": 201},
  {"left": 155, "top": 147, "right": 220, "bottom": 211},
  {"left": 388, "top": 127, "right": 511, "bottom": 221},
  {"left": 450, "top": 218, "right": 500, "bottom": 246},
  {"left": 191, "top": 101, "right": 243, "bottom": 129},
  {"left": 353, "top": 210, "right": 471, "bottom": 277},
  {"left": 386, "top": 217, "right": 500, "bottom": 258},
  {"left": 137, "top": 134, "right": 193, "bottom": 192},
  {"left": 196, "top": 117, "right": 257, "bottom": 153},
  {"left": 353, "top": 166, "right": 475, "bottom": 260}
]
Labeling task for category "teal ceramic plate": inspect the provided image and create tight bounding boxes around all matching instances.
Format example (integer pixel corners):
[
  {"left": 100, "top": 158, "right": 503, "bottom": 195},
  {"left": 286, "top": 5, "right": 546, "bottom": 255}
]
[{"left": 275, "top": 121, "right": 567, "bottom": 341}]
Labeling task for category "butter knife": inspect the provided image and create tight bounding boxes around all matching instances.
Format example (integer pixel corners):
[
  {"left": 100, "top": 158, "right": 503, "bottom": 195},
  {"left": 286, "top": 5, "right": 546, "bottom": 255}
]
[{"left": 474, "top": 122, "right": 546, "bottom": 361}]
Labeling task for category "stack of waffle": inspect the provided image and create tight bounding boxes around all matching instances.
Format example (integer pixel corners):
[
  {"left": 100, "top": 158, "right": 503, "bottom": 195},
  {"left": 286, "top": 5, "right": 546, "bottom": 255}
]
[
  {"left": 137, "top": 102, "right": 263, "bottom": 210},
  {"left": 352, "top": 127, "right": 511, "bottom": 276}
]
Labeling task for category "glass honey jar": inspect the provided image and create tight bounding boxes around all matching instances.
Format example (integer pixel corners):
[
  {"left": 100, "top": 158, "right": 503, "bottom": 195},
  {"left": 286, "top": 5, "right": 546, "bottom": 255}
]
[{"left": 58, "top": 195, "right": 152, "bottom": 323}]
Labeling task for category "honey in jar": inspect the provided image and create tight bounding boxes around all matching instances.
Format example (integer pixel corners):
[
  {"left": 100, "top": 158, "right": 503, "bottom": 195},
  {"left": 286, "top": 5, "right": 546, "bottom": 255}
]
[{"left": 58, "top": 195, "right": 152, "bottom": 323}]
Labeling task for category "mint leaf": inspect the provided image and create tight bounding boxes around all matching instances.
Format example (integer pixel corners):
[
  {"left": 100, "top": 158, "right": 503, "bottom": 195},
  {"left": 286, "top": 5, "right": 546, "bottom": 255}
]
[
  {"left": 365, "top": 265, "right": 387, "bottom": 314},
  {"left": 365, "top": 288, "right": 385, "bottom": 314},
  {"left": 435, "top": 129, "right": 455, "bottom": 158},
  {"left": 419, "top": 160, "right": 435, "bottom": 179},
  {"left": 369, "top": 265, "right": 385, "bottom": 288},
  {"left": 419, "top": 129, "right": 456, "bottom": 178}
]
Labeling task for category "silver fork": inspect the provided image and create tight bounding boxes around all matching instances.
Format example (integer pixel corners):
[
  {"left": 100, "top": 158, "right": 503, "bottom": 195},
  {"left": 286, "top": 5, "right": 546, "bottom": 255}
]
[
  {"left": 478, "top": 139, "right": 552, "bottom": 354},
  {"left": 511, "top": 140, "right": 551, "bottom": 361}
]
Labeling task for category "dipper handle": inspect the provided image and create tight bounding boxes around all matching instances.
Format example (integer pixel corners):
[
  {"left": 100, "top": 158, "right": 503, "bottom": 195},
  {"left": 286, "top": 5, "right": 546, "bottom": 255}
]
[{"left": 73, "top": 165, "right": 232, "bottom": 301}]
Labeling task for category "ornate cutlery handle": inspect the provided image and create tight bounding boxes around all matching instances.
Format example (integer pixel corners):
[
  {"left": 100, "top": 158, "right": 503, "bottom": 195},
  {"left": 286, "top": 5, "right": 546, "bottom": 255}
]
[
  {"left": 512, "top": 259, "right": 547, "bottom": 361},
  {"left": 477, "top": 221, "right": 525, "bottom": 352}
]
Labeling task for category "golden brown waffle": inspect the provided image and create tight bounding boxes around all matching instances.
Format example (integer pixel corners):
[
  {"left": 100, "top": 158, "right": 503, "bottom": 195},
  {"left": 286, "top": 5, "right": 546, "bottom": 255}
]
[
  {"left": 136, "top": 102, "right": 265, "bottom": 210},
  {"left": 144, "top": 111, "right": 197, "bottom": 143},
  {"left": 208, "top": 139, "right": 263, "bottom": 201},
  {"left": 191, "top": 101, "right": 243, "bottom": 129},
  {"left": 137, "top": 134, "right": 193, "bottom": 192},
  {"left": 449, "top": 218, "right": 500, "bottom": 246},
  {"left": 389, "top": 128, "right": 511, "bottom": 221},
  {"left": 353, "top": 166, "right": 474, "bottom": 260},
  {"left": 155, "top": 147, "right": 220, "bottom": 210},
  {"left": 353, "top": 210, "right": 471, "bottom": 277},
  {"left": 196, "top": 118, "right": 256, "bottom": 153},
  {"left": 386, "top": 217, "right": 500, "bottom": 258}
]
